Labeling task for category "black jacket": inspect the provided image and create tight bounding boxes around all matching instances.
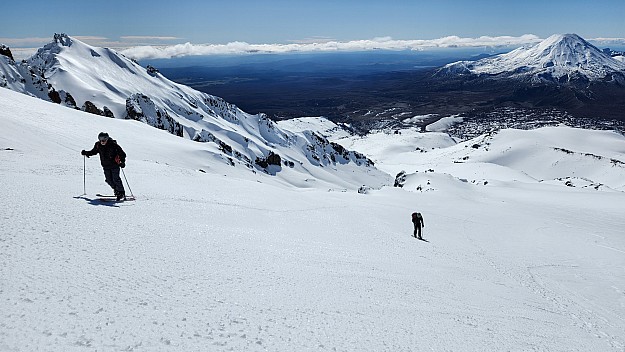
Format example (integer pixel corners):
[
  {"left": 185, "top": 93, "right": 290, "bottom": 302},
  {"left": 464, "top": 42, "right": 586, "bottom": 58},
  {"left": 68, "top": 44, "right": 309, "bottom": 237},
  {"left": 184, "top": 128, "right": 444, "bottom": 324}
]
[
  {"left": 411, "top": 213, "right": 424, "bottom": 227},
  {"left": 85, "top": 139, "right": 126, "bottom": 168}
]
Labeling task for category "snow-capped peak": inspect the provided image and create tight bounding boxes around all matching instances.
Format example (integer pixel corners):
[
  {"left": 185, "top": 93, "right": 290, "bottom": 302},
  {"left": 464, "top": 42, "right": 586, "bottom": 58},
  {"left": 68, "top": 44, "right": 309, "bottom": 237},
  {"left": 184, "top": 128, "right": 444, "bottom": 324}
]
[
  {"left": 28, "top": 33, "right": 76, "bottom": 72},
  {"left": 53, "top": 32, "right": 73, "bottom": 47},
  {"left": 440, "top": 33, "right": 625, "bottom": 83}
]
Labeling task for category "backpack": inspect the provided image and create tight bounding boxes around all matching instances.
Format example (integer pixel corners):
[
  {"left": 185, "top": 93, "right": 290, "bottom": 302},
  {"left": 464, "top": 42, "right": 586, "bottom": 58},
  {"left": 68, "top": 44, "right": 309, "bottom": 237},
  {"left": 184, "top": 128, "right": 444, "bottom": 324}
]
[{"left": 412, "top": 212, "right": 422, "bottom": 222}]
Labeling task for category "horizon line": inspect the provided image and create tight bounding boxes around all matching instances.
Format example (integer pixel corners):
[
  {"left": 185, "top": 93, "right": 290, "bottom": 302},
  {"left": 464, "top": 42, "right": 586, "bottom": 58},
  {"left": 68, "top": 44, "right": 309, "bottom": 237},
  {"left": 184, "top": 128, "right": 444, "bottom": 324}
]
[{"left": 4, "top": 34, "right": 625, "bottom": 61}]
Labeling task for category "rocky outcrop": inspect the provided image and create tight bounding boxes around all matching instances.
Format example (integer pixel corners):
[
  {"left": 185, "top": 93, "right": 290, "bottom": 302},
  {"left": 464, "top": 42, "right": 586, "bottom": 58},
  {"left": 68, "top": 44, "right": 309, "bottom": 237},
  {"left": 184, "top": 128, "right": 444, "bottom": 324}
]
[
  {"left": 394, "top": 171, "right": 407, "bottom": 188},
  {"left": 0, "top": 45, "right": 14, "bottom": 61},
  {"left": 53, "top": 33, "right": 72, "bottom": 47},
  {"left": 60, "top": 91, "right": 77, "bottom": 108},
  {"left": 103, "top": 106, "right": 114, "bottom": 117},
  {"left": 48, "top": 88, "right": 61, "bottom": 104},
  {"left": 255, "top": 151, "right": 281, "bottom": 169},
  {"left": 125, "top": 93, "right": 183, "bottom": 136},
  {"left": 304, "top": 131, "right": 374, "bottom": 167},
  {"left": 82, "top": 101, "right": 103, "bottom": 115},
  {"left": 146, "top": 65, "right": 159, "bottom": 76}
]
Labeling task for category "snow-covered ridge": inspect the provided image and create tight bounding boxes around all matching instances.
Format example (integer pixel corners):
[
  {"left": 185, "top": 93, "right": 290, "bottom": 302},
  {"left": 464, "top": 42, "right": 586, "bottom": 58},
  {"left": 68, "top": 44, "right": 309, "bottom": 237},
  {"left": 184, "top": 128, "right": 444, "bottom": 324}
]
[
  {"left": 439, "top": 34, "right": 625, "bottom": 83},
  {"left": 0, "top": 34, "right": 389, "bottom": 188}
]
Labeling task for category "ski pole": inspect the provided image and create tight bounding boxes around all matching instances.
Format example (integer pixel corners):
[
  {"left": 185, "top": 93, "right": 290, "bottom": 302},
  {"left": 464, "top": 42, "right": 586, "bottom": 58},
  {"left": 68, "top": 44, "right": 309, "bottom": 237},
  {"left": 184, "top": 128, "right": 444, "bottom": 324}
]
[
  {"left": 83, "top": 155, "right": 86, "bottom": 195},
  {"left": 120, "top": 168, "right": 134, "bottom": 198}
]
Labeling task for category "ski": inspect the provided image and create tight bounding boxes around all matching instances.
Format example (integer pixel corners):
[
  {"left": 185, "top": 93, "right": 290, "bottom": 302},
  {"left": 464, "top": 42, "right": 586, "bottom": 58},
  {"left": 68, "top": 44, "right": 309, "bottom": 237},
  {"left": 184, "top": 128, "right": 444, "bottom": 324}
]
[{"left": 96, "top": 194, "right": 136, "bottom": 202}]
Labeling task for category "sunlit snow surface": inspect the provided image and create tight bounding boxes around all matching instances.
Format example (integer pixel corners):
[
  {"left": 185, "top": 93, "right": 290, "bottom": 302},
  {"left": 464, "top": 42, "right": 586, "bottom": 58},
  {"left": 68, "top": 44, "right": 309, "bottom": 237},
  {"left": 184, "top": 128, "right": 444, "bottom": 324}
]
[{"left": 2, "top": 89, "right": 625, "bottom": 351}]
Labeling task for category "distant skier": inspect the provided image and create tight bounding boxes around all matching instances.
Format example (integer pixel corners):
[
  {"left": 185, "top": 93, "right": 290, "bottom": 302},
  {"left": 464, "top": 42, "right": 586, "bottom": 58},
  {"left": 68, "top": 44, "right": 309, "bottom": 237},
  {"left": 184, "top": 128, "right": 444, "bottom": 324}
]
[
  {"left": 81, "top": 132, "right": 127, "bottom": 200},
  {"left": 411, "top": 212, "right": 425, "bottom": 239}
]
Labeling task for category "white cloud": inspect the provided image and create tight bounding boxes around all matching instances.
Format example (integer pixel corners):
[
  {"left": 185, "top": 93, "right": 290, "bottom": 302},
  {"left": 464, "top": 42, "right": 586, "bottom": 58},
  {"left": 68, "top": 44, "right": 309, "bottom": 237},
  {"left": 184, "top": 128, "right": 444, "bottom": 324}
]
[
  {"left": 73, "top": 36, "right": 109, "bottom": 41},
  {"left": 588, "top": 37, "right": 625, "bottom": 47},
  {"left": 288, "top": 36, "right": 336, "bottom": 44},
  {"left": 0, "top": 37, "right": 49, "bottom": 45},
  {"left": 5, "top": 34, "right": 624, "bottom": 62},
  {"left": 121, "top": 35, "right": 545, "bottom": 60},
  {"left": 120, "top": 36, "right": 182, "bottom": 41},
  {"left": 7, "top": 48, "right": 38, "bottom": 61}
]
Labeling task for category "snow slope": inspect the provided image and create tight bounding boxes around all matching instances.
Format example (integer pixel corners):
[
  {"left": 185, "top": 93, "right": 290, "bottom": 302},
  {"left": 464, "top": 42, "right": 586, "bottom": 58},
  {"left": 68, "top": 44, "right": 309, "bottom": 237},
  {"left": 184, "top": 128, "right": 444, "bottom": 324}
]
[
  {"left": 440, "top": 33, "right": 625, "bottom": 83},
  {"left": 277, "top": 116, "right": 354, "bottom": 140},
  {"left": 335, "top": 124, "right": 625, "bottom": 192},
  {"left": 2, "top": 87, "right": 625, "bottom": 351}
]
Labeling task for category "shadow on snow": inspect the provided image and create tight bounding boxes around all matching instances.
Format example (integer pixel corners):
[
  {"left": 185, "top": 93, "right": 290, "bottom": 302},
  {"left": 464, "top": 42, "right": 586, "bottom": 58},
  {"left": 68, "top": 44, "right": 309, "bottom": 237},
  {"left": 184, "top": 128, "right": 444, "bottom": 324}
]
[{"left": 73, "top": 195, "right": 126, "bottom": 207}]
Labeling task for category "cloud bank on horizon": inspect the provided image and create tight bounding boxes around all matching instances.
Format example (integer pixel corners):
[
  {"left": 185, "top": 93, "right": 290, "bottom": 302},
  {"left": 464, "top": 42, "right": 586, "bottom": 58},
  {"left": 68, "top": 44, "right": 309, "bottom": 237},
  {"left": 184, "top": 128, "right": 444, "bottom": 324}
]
[
  {"left": 5, "top": 34, "right": 625, "bottom": 61},
  {"left": 120, "top": 35, "right": 544, "bottom": 60}
]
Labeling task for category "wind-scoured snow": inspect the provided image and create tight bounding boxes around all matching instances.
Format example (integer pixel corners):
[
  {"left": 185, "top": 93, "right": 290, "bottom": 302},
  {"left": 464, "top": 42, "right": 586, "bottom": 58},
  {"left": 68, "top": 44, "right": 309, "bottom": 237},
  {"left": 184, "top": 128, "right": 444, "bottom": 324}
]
[
  {"left": 2, "top": 88, "right": 625, "bottom": 351},
  {"left": 441, "top": 34, "right": 625, "bottom": 82}
]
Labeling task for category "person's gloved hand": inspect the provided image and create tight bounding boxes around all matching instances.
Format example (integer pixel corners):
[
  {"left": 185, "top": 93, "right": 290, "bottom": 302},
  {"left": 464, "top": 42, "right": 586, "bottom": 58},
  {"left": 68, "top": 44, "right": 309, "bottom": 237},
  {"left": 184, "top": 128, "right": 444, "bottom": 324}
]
[
  {"left": 119, "top": 162, "right": 125, "bottom": 168},
  {"left": 81, "top": 150, "right": 90, "bottom": 157}
]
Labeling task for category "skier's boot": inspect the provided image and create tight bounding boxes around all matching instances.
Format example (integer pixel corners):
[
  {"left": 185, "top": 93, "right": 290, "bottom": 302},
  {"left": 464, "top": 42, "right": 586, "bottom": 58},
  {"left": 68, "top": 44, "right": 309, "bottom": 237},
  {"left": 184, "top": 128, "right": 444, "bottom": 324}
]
[{"left": 116, "top": 191, "right": 126, "bottom": 201}]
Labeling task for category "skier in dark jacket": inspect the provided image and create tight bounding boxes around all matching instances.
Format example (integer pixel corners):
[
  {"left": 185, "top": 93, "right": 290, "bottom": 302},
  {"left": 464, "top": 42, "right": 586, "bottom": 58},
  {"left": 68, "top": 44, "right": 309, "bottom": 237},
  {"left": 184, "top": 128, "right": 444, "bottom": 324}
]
[
  {"left": 411, "top": 212, "right": 425, "bottom": 239},
  {"left": 82, "top": 132, "right": 127, "bottom": 200}
]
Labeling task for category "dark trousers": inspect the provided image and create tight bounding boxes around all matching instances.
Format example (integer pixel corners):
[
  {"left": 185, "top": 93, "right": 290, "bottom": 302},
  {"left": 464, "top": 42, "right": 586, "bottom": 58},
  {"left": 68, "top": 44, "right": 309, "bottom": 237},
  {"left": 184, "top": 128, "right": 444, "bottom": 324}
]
[
  {"left": 103, "top": 167, "right": 125, "bottom": 194},
  {"left": 413, "top": 224, "right": 422, "bottom": 239}
]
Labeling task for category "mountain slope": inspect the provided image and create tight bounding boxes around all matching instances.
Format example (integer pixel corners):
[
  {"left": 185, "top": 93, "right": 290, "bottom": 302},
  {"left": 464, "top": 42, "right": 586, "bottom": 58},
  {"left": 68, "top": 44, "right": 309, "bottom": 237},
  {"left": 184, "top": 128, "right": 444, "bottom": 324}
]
[
  {"left": 427, "top": 34, "right": 625, "bottom": 120},
  {"left": 439, "top": 34, "right": 625, "bottom": 84},
  {"left": 0, "top": 46, "right": 56, "bottom": 101},
  {"left": 0, "top": 34, "right": 389, "bottom": 189}
]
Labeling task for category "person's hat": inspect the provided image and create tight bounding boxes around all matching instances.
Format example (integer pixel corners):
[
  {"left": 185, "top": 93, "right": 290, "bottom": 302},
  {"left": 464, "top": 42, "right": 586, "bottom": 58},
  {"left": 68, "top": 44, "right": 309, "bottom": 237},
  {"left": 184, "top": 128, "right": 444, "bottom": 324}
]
[{"left": 98, "top": 132, "right": 109, "bottom": 141}]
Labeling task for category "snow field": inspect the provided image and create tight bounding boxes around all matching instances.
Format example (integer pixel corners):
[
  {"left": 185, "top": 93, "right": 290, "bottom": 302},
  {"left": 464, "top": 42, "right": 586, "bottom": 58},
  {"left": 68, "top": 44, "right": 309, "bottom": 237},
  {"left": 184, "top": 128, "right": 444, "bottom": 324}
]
[{"left": 1, "top": 88, "right": 625, "bottom": 351}]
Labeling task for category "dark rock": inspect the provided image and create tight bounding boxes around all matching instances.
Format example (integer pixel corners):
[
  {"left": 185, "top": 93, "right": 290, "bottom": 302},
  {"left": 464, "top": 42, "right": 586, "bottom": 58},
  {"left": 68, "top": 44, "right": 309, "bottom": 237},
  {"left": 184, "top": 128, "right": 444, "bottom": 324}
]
[
  {"left": 48, "top": 89, "right": 61, "bottom": 104},
  {"left": 358, "top": 185, "right": 371, "bottom": 194},
  {"left": 0, "top": 45, "right": 14, "bottom": 61},
  {"left": 218, "top": 141, "right": 232, "bottom": 154},
  {"left": 255, "top": 151, "right": 281, "bottom": 169},
  {"left": 103, "top": 106, "right": 115, "bottom": 117},
  {"left": 63, "top": 91, "right": 77, "bottom": 108},
  {"left": 82, "top": 101, "right": 103, "bottom": 115},
  {"left": 394, "top": 171, "right": 406, "bottom": 188},
  {"left": 146, "top": 65, "right": 159, "bottom": 76},
  {"left": 266, "top": 151, "right": 281, "bottom": 166},
  {"left": 53, "top": 33, "right": 72, "bottom": 47}
]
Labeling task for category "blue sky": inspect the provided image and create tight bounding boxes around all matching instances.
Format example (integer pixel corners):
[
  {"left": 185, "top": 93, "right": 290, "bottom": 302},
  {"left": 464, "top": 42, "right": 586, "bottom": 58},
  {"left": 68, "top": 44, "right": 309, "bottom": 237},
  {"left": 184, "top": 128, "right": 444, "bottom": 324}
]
[{"left": 2, "top": 0, "right": 624, "bottom": 52}]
